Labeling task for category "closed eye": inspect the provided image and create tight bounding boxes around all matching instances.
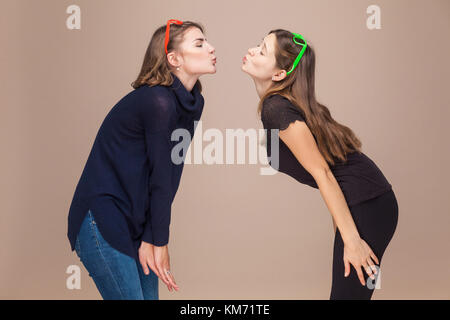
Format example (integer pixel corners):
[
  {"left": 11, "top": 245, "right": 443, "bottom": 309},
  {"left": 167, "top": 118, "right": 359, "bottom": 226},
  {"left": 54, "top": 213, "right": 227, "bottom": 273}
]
[{"left": 256, "top": 45, "right": 264, "bottom": 55}]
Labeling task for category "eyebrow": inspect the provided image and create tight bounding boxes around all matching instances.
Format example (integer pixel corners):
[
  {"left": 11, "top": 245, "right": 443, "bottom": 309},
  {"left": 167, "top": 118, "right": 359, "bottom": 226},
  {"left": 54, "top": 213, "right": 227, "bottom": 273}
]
[
  {"left": 261, "top": 38, "right": 267, "bottom": 52},
  {"left": 193, "top": 38, "right": 206, "bottom": 42}
]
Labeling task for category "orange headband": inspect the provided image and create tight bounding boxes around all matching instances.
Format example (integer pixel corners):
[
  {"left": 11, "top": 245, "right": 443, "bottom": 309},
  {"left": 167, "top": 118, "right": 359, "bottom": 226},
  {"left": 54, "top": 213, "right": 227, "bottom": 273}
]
[{"left": 164, "top": 19, "right": 183, "bottom": 54}]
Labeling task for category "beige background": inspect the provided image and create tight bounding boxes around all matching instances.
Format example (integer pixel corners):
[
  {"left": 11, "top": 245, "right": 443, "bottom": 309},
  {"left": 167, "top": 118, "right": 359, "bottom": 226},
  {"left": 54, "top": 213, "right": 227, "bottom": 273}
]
[{"left": 1, "top": 0, "right": 449, "bottom": 299}]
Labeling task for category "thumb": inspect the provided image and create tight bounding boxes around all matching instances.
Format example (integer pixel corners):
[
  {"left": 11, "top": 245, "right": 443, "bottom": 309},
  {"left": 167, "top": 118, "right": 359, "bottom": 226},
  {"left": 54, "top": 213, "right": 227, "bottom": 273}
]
[
  {"left": 139, "top": 256, "right": 150, "bottom": 275},
  {"left": 344, "top": 259, "right": 350, "bottom": 277}
]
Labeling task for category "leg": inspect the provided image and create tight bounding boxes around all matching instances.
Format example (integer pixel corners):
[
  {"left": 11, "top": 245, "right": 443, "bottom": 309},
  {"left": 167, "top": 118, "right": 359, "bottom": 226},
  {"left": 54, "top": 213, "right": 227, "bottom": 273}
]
[
  {"left": 74, "top": 209, "right": 144, "bottom": 300},
  {"left": 329, "top": 190, "right": 399, "bottom": 300},
  {"left": 330, "top": 228, "right": 378, "bottom": 299}
]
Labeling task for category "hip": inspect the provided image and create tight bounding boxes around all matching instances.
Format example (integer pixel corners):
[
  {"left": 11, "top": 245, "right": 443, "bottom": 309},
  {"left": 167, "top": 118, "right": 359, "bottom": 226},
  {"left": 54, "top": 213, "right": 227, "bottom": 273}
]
[{"left": 347, "top": 188, "right": 399, "bottom": 233}]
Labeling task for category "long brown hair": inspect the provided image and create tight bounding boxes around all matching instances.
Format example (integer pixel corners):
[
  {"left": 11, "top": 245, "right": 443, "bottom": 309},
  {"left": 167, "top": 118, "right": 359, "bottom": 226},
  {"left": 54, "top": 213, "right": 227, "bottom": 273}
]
[
  {"left": 258, "top": 29, "right": 362, "bottom": 165},
  {"left": 131, "top": 21, "right": 204, "bottom": 92}
]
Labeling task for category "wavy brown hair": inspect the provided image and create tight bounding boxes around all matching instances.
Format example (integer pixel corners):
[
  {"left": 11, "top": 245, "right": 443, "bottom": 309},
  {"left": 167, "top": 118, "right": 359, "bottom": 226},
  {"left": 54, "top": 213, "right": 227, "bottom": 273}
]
[
  {"left": 131, "top": 21, "right": 204, "bottom": 92},
  {"left": 258, "top": 29, "right": 362, "bottom": 165}
]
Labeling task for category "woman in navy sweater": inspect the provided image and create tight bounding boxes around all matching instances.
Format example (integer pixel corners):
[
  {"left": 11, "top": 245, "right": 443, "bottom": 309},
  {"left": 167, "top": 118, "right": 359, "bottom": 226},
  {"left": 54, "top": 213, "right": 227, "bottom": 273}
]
[
  {"left": 67, "top": 20, "right": 216, "bottom": 299},
  {"left": 241, "top": 30, "right": 398, "bottom": 299}
]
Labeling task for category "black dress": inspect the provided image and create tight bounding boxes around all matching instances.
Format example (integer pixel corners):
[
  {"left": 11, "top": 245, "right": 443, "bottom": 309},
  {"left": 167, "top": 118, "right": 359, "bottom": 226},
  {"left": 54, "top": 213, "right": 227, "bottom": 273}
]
[
  {"left": 261, "top": 94, "right": 392, "bottom": 207},
  {"left": 261, "top": 94, "right": 398, "bottom": 300}
]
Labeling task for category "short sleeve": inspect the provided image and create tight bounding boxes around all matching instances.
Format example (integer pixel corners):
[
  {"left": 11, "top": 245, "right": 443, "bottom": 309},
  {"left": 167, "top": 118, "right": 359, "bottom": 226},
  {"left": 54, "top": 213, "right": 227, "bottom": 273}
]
[{"left": 261, "top": 95, "right": 306, "bottom": 130}]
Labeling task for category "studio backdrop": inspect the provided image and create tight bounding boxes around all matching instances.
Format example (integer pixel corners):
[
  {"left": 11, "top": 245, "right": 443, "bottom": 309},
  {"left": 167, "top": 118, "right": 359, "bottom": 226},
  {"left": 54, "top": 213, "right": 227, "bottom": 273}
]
[{"left": 1, "top": 0, "right": 449, "bottom": 299}]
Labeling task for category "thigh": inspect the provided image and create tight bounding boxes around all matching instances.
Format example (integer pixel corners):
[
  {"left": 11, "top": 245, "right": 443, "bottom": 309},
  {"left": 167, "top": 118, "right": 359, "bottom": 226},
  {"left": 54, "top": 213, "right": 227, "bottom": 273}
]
[
  {"left": 329, "top": 190, "right": 399, "bottom": 300},
  {"left": 136, "top": 260, "right": 159, "bottom": 300},
  {"left": 354, "top": 190, "right": 399, "bottom": 261},
  {"left": 330, "top": 228, "right": 377, "bottom": 300},
  {"left": 75, "top": 209, "right": 144, "bottom": 300}
]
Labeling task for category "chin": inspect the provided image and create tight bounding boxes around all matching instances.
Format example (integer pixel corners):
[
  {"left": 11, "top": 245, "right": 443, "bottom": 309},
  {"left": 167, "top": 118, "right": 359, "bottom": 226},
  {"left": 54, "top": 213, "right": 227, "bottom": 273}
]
[
  {"left": 203, "top": 65, "right": 216, "bottom": 74},
  {"left": 241, "top": 65, "right": 250, "bottom": 75},
  {"left": 198, "top": 68, "right": 215, "bottom": 75}
]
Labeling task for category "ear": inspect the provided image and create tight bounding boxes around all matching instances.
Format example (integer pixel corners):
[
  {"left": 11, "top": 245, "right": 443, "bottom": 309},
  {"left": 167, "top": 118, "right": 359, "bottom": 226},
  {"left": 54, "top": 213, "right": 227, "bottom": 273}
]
[
  {"left": 272, "top": 69, "right": 287, "bottom": 82},
  {"left": 167, "top": 51, "right": 181, "bottom": 68}
]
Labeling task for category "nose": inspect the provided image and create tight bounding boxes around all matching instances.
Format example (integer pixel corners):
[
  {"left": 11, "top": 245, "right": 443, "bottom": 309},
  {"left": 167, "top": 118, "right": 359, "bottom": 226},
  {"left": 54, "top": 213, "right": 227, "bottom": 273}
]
[
  {"left": 207, "top": 42, "right": 215, "bottom": 54},
  {"left": 247, "top": 47, "right": 255, "bottom": 56}
]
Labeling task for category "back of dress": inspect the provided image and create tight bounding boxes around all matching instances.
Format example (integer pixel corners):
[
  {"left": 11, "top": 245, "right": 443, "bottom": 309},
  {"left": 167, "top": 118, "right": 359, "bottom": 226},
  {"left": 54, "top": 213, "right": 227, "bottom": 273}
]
[{"left": 261, "top": 94, "right": 392, "bottom": 207}]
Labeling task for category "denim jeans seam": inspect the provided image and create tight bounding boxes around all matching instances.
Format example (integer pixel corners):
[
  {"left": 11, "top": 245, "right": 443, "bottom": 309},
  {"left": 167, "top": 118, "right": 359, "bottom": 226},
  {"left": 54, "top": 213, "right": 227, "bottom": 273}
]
[
  {"left": 87, "top": 210, "right": 126, "bottom": 299},
  {"left": 95, "top": 241, "right": 126, "bottom": 299},
  {"left": 88, "top": 211, "right": 101, "bottom": 248},
  {"left": 75, "top": 236, "right": 81, "bottom": 257}
]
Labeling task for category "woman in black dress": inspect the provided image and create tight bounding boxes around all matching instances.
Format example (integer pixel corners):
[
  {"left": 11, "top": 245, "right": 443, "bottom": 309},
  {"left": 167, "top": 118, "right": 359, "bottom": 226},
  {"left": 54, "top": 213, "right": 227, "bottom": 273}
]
[{"left": 241, "top": 29, "right": 398, "bottom": 299}]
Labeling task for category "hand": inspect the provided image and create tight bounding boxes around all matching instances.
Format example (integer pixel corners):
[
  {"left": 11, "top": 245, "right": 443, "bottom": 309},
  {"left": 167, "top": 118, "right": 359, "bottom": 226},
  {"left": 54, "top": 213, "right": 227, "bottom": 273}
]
[
  {"left": 343, "top": 237, "right": 380, "bottom": 286},
  {"left": 138, "top": 241, "right": 179, "bottom": 292}
]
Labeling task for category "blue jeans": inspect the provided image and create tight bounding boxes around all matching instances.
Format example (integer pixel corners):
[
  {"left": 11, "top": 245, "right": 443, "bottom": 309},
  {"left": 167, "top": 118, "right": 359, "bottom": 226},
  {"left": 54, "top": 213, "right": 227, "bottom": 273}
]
[{"left": 74, "top": 209, "right": 159, "bottom": 300}]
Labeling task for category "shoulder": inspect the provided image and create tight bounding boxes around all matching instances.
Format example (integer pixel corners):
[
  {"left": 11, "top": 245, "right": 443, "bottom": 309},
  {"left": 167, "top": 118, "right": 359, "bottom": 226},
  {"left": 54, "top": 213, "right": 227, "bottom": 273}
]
[
  {"left": 139, "top": 85, "right": 178, "bottom": 132},
  {"left": 262, "top": 94, "right": 304, "bottom": 115},
  {"left": 139, "top": 85, "right": 177, "bottom": 116},
  {"left": 261, "top": 94, "right": 305, "bottom": 130},
  {"left": 262, "top": 94, "right": 288, "bottom": 110}
]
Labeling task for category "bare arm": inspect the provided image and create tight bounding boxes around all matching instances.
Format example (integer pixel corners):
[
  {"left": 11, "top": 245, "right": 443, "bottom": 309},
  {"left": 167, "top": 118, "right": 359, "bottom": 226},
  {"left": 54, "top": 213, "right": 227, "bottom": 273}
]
[
  {"left": 279, "top": 120, "right": 380, "bottom": 284},
  {"left": 278, "top": 120, "right": 359, "bottom": 244},
  {"left": 315, "top": 169, "right": 359, "bottom": 243},
  {"left": 332, "top": 216, "right": 337, "bottom": 234}
]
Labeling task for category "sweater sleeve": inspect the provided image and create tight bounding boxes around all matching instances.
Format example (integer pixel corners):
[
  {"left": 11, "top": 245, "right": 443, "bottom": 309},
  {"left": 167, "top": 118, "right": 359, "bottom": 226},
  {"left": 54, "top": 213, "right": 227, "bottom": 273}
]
[{"left": 141, "top": 93, "right": 178, "bottom": 246}]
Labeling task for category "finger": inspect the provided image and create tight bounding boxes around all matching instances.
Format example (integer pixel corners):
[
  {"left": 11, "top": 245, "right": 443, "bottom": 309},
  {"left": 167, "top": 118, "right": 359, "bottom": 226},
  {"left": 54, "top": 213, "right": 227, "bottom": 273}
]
[
  {"left": 367, "top": 257, "right": 378, "bottom": 275},
  {"left": 151, "top": 257, "right": 170, "bottom": 287},
  {"left": 162, "top": 270, "right": 173, "bottom": 292},
  {"left": 355, "top": 265, "right": 366, "bottom": 286},
  {"left": 370, "top": 251, "right": 379, "bottom": 265},
  {"left": 164, "top": 266, "right": 177, "bottom": 286},
  {"left": 362, "top": 262, "right": 375, "bottom": 280},
  {"left": 139, "top": 257, "right": 150, "bottom": 275},
  {"left": 166, "top": 274, "right": 178, "bottom": 290},
  {"left": 155, "top": 269, "right": 169, "bottom": 290},
  {"left": 157, "top": 265, "right": 171, "bottom": 287},
  {"left": 146, "top": 250, "right": 164, "bottom": 282},
  {"left": 165, "top": 270, "right": 179, "bottom": 290},
  {"left": 147, "top": 260, "right": 162, "bottom": 280},
  {"left": 344, "top": 259, "right": 350, "bottom": 277}
]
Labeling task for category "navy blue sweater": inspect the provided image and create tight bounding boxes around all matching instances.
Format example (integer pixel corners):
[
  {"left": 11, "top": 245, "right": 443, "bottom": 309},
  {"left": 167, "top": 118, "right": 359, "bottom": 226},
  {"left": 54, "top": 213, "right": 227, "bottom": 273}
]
[{"left": 67, "top": 73, "right": 204, "bottom": 262}]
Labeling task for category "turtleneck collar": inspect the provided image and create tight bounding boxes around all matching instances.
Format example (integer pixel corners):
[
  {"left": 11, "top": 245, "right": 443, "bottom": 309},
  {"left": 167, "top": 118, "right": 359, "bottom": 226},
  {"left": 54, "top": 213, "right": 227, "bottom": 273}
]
[{"left": 169, "top": 72, "right": 204, "bottom": 115}]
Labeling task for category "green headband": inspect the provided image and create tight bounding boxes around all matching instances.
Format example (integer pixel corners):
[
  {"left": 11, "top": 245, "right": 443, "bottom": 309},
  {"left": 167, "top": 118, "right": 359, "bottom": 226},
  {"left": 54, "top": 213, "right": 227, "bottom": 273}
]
[{"left": 286, "top": 32, "right": 307, "bottom": 75}]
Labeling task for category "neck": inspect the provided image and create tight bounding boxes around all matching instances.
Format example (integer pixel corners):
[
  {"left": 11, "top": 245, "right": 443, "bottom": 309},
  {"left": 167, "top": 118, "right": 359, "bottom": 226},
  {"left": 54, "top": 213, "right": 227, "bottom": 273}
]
[
  {"left": 172, "top": 70, "right": 198, "bottom": 92},
  {"left": 253, "top": 77, "right": 273, "bottom": 99}
]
